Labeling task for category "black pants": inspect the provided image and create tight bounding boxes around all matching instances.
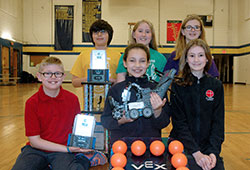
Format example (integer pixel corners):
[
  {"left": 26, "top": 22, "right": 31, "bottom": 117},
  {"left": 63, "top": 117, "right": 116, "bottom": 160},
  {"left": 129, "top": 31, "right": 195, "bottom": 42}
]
[
  {"left": 12, "top": 145, "right": 90, "bottom": 170},
  {"left": 187, "top": 155, "right": 225, "bottom": 170}
]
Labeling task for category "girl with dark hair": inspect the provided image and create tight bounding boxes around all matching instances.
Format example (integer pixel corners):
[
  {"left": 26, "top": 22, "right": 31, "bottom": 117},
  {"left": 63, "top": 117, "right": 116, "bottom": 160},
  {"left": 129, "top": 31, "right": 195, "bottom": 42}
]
[
  {"left": 102, "top": 43, "right": 170, "bottom": 144},
  {"left": 71, "top": 19, "right": 120, "bottom": 86},
  {"left": 71, "top": 19, "right": 120, "bottom": 109}
]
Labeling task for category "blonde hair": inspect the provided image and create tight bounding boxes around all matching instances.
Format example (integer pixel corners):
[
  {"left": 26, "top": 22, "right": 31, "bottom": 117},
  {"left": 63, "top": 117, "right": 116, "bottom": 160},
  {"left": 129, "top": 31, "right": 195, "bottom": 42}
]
[
  {"left": 177, "top": 39, "right": 212, "bottom": 86},
  {"left": 38, "top": 57, "right": 64, "bottom": 72},
  {"left": 174, "top": 14, "right": 206, "bottom": 60},
  {"left": 130, "top": 20, "right": 158, "bottom": 50}
]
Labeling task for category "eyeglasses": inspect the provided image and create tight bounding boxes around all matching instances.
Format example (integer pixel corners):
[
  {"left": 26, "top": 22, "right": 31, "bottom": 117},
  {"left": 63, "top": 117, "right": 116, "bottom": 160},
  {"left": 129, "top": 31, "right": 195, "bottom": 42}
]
[
  {"left": 39, "top": 72, "right": 64, "bottom": 78},
  {"left": 93, "top": 30, "right": 107, "bottom": 34},
  {"left": 184, "top": 25, "right": 201, "bottom": 31}
]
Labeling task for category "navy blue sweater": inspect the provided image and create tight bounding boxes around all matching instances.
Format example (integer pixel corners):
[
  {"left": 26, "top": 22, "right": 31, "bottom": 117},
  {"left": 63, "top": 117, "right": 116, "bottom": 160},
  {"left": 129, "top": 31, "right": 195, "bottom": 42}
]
[
  {"left": 170, "top": 74, "right": 225, "bottom": 157},
  {"left": 101, "top": 75, "right": 170, "bottom": 144}
]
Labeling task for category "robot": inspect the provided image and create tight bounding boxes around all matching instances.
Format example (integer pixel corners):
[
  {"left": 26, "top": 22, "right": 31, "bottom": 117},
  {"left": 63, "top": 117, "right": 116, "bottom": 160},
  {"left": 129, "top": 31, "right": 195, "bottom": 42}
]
[{"left": 109, "top": 69, "right": 176, "bottom": 120}]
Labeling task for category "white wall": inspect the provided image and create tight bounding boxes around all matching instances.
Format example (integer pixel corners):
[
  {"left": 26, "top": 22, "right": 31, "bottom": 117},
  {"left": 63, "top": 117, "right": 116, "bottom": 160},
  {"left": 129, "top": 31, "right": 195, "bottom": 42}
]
[
  {"left": 160, "top": 0, "right": 214, "bottom": 45},
  {"left": 227, "top": 0, "right": 239, "bottom": 46},
  {"left": 238, "top": 0, "right": 250, "bottom": 45},
  {"left": 102, "top": 0, "right": 160, "bottom": 45},
  {"left": 233, "top": 55, "right": 250, "bottom": 84},
  {"left": 21, "top": 0, "right": 244, "bottom": 46},
  {"left": 22, "top": 0, "right": 52, "bottom": 44},
  {"left": 0, "top": 0, "right": 23, "bottom": 42},
  {"left": 1, "top": 0, "right": 250, "bottom": 82},
  {"left": 233, "top": 0, "right": 250, "bottom": 84},
  {"left": 213, "top": 0, "right": 229, "bottom": 46},
  {"left": 1, "top": 0, "right": 248, "bottom": 46}
]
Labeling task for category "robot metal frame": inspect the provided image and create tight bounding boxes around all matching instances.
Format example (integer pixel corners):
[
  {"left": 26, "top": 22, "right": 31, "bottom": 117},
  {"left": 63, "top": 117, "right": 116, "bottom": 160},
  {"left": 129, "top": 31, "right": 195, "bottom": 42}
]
[{"left": 109, "top": 69, "right": 176, "bottom": 120}]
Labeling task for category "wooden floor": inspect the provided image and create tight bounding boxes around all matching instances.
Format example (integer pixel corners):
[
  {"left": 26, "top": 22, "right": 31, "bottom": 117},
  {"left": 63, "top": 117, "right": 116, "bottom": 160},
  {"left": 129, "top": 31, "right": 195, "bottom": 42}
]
[{"left": 0, "top": 83, "right": 250, "bottom": 170}]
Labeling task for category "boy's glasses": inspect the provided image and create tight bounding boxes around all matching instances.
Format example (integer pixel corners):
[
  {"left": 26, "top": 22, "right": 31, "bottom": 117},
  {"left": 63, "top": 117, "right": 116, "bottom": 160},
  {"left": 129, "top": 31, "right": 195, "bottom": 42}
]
[
  {"left": 184, "top": 25, "right": 201, "bottom": 31},
  {"left": 39, "top": 72, "right": 64, "bottom": 78},
  {"left": 93, "top": 30, "right": 107, "bottom": 34}
]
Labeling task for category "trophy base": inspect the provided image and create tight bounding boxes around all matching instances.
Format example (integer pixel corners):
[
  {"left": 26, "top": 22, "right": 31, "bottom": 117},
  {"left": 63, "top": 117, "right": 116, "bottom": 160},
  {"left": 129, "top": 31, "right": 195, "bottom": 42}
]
[
  {"left": 68, "top": 134, "right": 95, "bottom": 149},
  {"left": 87, "top": 69, "right": 109, "bottom": 82}
]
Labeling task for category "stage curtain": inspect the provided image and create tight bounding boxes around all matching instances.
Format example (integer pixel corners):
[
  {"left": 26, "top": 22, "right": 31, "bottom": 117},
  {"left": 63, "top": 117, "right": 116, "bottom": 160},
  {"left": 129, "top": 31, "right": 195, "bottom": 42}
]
[{"left": 55, "top": 6, "right": 74, "bottom": 50}]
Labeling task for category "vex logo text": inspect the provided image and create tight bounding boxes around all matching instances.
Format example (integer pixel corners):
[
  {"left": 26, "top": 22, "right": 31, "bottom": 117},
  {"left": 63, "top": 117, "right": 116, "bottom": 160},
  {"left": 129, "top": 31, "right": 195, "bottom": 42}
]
[{"left": 131, "top": 161, "right": 167, "bottom": 170}]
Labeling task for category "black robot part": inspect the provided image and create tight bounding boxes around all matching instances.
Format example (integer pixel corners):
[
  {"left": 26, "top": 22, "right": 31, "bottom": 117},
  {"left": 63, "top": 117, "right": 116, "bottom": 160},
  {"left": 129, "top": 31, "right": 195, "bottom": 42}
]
[{"left": 109, "top": 69, "right": 176, "bottom": 120}]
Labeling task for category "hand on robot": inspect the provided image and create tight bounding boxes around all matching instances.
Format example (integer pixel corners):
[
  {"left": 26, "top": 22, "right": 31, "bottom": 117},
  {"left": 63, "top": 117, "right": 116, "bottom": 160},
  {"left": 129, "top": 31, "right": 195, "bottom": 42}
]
[
  {"left": 150, "top": 92, "right": 167, "bottom": 118},
  {"left": 118, "top": 110, "right": 134, "bottom": 125}
]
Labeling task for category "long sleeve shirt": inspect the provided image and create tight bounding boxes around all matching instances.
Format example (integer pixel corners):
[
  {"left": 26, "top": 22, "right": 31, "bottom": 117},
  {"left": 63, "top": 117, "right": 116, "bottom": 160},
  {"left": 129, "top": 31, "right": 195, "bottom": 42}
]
[
  {"left": 101, "top": 75, "right": 170, "bottom": 144},
  {"left": 170, "top": 74, "right": 224, "bottom": 157}
]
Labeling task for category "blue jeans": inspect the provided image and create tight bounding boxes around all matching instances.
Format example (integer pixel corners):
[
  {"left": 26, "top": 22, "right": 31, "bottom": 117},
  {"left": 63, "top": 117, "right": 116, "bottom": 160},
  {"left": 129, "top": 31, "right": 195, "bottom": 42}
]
[{"left": 11, "top": 145, "right": 90, "bottom": 170}]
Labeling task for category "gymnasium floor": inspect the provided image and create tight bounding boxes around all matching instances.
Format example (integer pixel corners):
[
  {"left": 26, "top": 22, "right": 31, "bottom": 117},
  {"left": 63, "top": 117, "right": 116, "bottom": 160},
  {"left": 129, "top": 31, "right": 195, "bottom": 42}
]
[{"left": 0, "top": 83, "right": 249, "bottom": 170}]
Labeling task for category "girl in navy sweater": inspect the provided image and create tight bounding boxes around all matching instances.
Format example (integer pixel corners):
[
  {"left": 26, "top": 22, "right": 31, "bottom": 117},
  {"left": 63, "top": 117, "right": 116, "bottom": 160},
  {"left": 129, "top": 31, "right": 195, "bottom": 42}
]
[
  {"left": 101, "top": 43, "right": 170, "bottom": 144},
  {"left": 170, "top": 39, "right": 225, "bottom": 170}
]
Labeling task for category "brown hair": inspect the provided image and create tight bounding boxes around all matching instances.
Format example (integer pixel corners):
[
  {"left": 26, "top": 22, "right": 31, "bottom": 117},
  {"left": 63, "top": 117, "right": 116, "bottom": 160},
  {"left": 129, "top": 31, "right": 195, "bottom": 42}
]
[
  {"left": 38, "top": 56, "right": 64, "bottom": 72},
  {"left": 174, "top": 14, "right": 206, "bottom": 60},
  {"left": 123, "top": 43, "right": 150, "bottom": 62},
  {"left": 130, "top": 20, "right": 158, "bottom": 50},
  {"left": 89, "top": 19, "right": 113, "bottom": 46},
  {"left": 177, "top": 39, "right": 212, "bottom": 86}
]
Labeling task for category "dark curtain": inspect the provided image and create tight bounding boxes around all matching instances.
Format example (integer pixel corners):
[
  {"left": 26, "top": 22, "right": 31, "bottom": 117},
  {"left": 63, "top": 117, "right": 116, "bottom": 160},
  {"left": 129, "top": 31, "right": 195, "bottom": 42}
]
[
  {"left": 55, "top": 6, "right": 74, "bottom": 50},
  {"left": 82, "top": 0, "right": 101, "bottom": 42}
]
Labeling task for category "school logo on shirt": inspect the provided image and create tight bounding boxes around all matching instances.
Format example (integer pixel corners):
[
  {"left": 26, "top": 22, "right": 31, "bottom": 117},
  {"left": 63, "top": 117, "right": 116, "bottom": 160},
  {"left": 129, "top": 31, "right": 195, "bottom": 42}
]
[{"left": 206, "top": 89, "right": 214, "bottom": 101}]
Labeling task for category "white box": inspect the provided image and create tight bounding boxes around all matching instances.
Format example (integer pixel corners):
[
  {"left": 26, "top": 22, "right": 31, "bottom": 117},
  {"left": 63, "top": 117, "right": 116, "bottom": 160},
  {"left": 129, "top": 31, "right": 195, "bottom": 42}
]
[
  {"left": 72, "top": 114, "right": 96, "bottom": 137},
  {"left": 90, "top": 50, "right": 107, "bottom": 69}
]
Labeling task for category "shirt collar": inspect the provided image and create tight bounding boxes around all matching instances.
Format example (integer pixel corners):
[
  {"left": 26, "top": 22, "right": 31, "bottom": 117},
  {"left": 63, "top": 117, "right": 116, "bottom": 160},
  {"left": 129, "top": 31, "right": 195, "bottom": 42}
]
[
  {"left": 125, "top": 74, "right": 149, "bottom": 84},
  {"left": 38, "top": 85, "right": 64, "bottom": 101},
  {"left": 191, "top": 73, "right": 208, "bottom": 84}
]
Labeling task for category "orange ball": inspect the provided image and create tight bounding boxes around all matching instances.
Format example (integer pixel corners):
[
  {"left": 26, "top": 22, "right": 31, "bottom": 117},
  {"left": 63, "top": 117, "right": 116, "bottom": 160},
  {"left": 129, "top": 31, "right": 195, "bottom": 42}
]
[
  {"left": 112, "top": 140, "right": 127, "bottom": 154},
  {"left": 171, "top": 153, "right": 188, "bottom": 168},
  {"left": 111, "top": 153, "right": 127, "bottom": 168},
  {"left": 168, "top": 140, "right": 184, "bottom": 155},
  {"left": 131, "top": 140, "right": 146, "bottom": 156},
  {"left": 111, "top": 167, "right": 125, "bottom": 170},
  {"left": 149, "top": 140, "right": 165, "bottom": 156},
  {"left": 176, "top": 167, "right": 189, "bottom": 170}
]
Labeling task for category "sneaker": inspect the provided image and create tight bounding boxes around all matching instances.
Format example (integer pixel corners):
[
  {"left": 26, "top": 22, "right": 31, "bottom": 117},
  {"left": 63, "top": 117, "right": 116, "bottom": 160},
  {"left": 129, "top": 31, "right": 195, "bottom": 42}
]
[{"left": 76, "top": 151, "right": 108, "bottom": 167}]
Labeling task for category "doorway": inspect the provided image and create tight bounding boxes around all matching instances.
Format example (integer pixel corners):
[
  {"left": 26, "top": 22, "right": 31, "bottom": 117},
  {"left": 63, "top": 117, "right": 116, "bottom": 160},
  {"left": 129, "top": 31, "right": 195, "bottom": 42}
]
[
  {"left": 1, "top": 46, "right": 10, "bottom": 83},
  {"left": 213, "top": 54, "right": 233, "bottom": 83}
]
